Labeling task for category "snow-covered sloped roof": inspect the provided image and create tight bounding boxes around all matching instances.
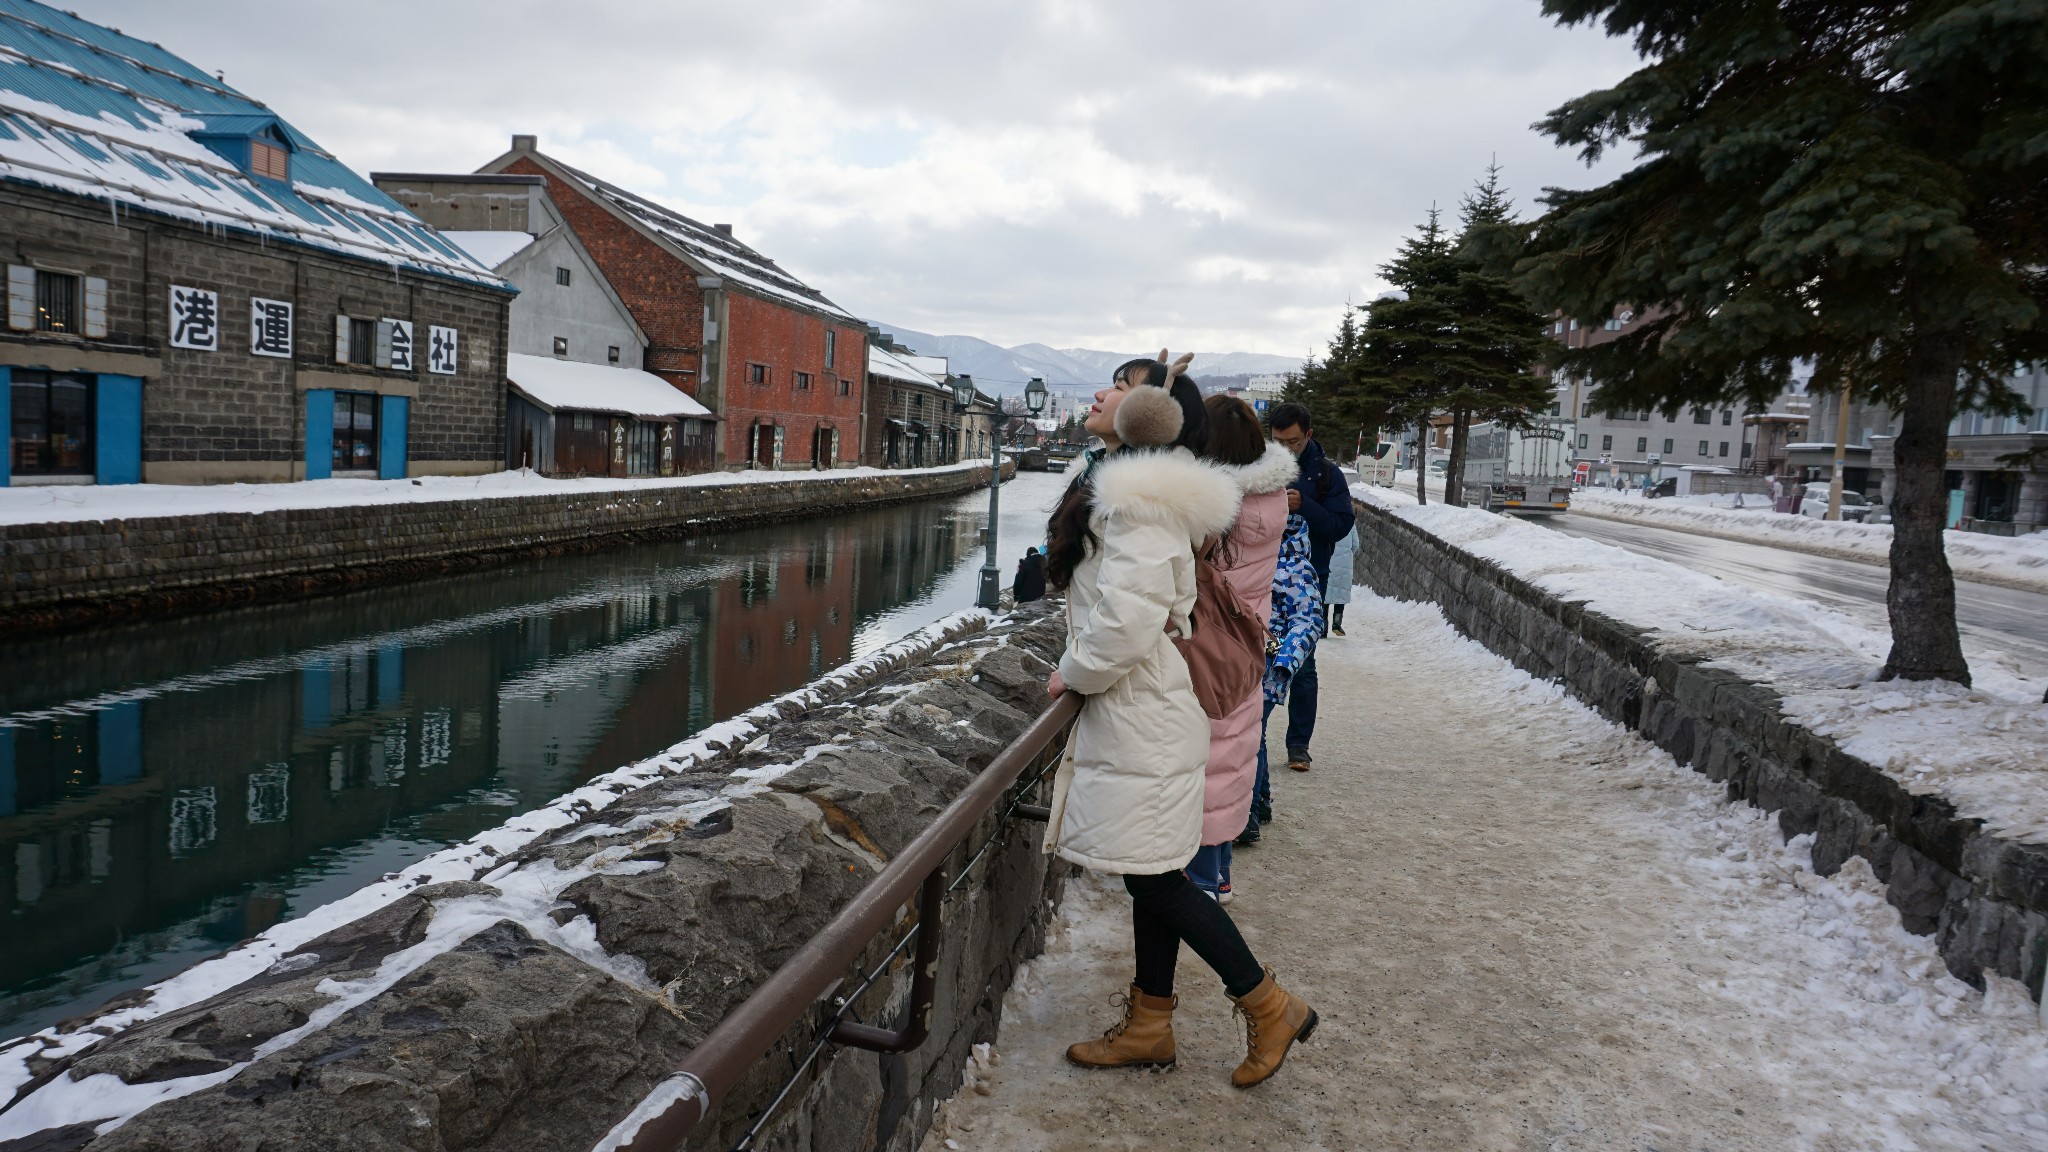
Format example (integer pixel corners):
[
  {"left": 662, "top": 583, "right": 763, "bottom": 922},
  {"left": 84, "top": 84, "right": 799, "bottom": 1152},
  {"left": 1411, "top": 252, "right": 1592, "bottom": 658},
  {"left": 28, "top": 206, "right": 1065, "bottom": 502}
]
[
  {"left": 507, "top": 352, "right": 712, "bottom": 420},
  {"left": 0, "top": 1, "right": 504, "bottom": 287},
  {"left": 536, "top": 154, "right": 855, "bottom": 321},
  {"left": 903, "top": 352, "right": 949, "bottom": 379},
  {"left": 869, "top": 344, "right": 943, "bottom": 386},
  {"left": 443, "top": 230, "right": 537, "bottom": 269}
]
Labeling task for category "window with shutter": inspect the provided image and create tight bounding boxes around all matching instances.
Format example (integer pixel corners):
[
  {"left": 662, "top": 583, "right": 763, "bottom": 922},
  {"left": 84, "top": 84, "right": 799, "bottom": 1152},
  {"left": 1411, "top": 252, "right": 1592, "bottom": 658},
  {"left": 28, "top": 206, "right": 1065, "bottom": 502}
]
[
  {"left": 7, "top": 265, "right": 33, "bottom": 330},
  {"left": 250, "top": 141, "right": 289, "bottom": 181},
  {"left": 335, "top": 314, "right": 352, "bottom": 364},
  {"left": 375, "top": 319, "right": 394, "bottom": 369},
  {"left": 83, "top": 277, "right": 107, "bottom": 338}
]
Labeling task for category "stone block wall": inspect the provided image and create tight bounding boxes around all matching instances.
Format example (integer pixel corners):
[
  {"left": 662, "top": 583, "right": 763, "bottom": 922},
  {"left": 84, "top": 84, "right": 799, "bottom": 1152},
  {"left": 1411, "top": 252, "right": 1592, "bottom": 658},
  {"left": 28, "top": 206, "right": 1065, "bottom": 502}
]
[
  {"left": 0, "top": 605, "right": 1072, "bottom": 1152},
  {"left": 1352, "top": 498, "right": 2048, "bottom": 1004},
  {"left": 1, "top": 182, "right": 512, "bottom": 482},
  {"left": 0, "top": 464, "right": 1002, "bottom": 634}
]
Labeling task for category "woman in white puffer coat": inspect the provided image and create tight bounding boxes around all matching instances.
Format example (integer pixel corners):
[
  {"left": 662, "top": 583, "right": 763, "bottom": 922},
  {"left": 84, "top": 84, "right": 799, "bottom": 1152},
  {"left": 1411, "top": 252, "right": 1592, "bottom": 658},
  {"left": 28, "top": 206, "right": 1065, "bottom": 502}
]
[{"left": 1041, "top": 356, "right": 1317, "bottom": 1090}]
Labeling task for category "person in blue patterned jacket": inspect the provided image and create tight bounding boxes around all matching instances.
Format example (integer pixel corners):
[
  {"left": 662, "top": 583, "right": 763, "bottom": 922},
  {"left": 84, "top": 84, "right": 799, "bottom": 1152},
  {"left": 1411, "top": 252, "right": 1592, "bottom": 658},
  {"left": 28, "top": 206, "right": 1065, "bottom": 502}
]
[{"left": 1221, "top": 513, "right": 1322, "bottom": 878}]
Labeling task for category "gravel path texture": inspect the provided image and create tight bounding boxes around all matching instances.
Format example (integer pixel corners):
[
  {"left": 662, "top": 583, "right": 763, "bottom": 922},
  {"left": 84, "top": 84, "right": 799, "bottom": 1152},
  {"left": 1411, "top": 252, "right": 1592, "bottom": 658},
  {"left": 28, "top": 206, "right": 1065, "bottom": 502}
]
[{"left": 921, "top": 594, "right": 2048, "bottom": 1152}]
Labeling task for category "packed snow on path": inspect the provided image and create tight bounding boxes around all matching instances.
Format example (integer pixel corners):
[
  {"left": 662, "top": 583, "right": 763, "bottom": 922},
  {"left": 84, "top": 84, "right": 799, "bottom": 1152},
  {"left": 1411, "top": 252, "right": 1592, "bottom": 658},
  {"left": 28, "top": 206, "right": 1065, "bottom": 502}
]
[
  {"left": 1355, "top": 484, "right": 2048, "bottom": 850},
  {"left": 1568, "top": 486, "right": 2048, "bottom": 597},
  {"left": 924, "top": 596, "right": 2048, "bottom": 1152},
  {"left": 0, "top": 463, "right": 983, "bottom": 528}
]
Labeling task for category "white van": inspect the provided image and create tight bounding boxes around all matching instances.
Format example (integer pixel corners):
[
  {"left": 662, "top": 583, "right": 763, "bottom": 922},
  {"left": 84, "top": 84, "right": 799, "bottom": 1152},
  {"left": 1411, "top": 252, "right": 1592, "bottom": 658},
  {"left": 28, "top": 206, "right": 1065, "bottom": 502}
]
[{"left": 1798, "top": 489, "right": 1872, "bottom": 522}]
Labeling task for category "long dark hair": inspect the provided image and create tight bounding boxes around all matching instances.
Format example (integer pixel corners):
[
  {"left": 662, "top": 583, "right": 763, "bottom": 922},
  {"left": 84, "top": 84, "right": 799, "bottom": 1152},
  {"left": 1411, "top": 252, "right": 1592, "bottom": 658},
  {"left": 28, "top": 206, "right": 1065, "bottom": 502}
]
[{"left": 1044, "top": 474, "right": 1095, "bottom": 592}]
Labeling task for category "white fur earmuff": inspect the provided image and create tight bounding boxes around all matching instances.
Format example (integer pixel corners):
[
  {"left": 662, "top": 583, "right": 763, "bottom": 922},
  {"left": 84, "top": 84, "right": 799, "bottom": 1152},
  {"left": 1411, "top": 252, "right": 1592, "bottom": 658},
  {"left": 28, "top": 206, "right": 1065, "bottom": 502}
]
[{"left": 1114, "top": 384, "right": 1185, "bottom": 448}]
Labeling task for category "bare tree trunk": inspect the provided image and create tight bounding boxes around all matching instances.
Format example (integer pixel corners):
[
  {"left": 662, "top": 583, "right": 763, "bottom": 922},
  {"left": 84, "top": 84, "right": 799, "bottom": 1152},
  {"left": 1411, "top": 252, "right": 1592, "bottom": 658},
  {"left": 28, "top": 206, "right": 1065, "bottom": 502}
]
[
  {"left": 1881, "top": 337, "right": 1970, "bottom": 685},
  {"left": 1415, "top": 418, "right": 1431, "bottom": 505},
  {"left": 1445, "top": 409, "right": 1472, "bottom": 508}
]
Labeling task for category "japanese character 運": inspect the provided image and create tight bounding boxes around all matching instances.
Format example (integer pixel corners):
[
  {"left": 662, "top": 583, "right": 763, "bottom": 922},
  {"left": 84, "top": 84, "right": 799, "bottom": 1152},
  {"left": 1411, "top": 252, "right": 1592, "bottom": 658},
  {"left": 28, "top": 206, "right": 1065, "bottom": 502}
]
[{"left": 251, "top": 298, "right": 293, "bottom": 358}]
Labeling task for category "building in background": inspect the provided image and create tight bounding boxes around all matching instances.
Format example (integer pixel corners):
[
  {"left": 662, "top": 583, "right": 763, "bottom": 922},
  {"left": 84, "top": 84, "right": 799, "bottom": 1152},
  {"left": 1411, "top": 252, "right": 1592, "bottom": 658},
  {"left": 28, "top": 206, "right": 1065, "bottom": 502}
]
[
  {"left": 863, "top": 334, "right": 999, "bottom": 468},
  {"left": 450, "top": 137, "right": 864, "bottom": 470},
  {"left": 371, "top": 171, "right": 715, "bottom": 476},
  {"left": 1547, "top": 311, "right": 1817, "bottom": 486},
  {"left": 1872, "top": 364, "right": 2048, "bottom": 534},
  {"left": 0, "top": 1, "right": 511, "bottom": 489}
]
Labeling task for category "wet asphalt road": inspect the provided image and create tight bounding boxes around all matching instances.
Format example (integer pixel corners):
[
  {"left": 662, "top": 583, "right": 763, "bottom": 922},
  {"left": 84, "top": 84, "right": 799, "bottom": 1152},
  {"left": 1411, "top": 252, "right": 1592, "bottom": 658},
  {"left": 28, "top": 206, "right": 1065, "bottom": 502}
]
[{"left": 1536, "top": 512, "right": 2048, "bottom": 682}]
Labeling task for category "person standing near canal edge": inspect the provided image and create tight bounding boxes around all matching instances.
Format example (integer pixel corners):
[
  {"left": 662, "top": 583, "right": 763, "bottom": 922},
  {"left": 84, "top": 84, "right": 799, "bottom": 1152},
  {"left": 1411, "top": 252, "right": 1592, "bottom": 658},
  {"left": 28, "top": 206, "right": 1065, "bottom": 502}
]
[
  {"left": 1041, "top": 356, "right": 1318, "bottom": 1088},
  {"left": 1263, "top": 402, "right": 1354, "bottom": 772},
  {"left": 1013, "top": 546, "right": 1047, "bottom": 603}
]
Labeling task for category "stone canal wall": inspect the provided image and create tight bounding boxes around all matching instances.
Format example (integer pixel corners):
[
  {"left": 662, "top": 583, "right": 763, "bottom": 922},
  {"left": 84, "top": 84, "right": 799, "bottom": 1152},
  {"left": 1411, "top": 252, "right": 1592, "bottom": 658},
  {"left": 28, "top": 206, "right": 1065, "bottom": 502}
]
[
  {"left": 1350, "top": 497, "right": 2048, "bottom": 1006},
  {"left": 0, "top": 463, "right": 1009, "bottom": 635},
  {"left": 0, "top": 604, "right": 1072, "bottom": 1152}
]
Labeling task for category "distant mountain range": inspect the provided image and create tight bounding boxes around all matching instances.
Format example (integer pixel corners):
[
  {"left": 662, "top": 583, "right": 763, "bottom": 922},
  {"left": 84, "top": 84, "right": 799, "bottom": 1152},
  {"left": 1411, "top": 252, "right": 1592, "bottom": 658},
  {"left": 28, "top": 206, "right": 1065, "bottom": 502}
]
[{"left": 875, "top": 326, "right": 1303, "bottom": 394}]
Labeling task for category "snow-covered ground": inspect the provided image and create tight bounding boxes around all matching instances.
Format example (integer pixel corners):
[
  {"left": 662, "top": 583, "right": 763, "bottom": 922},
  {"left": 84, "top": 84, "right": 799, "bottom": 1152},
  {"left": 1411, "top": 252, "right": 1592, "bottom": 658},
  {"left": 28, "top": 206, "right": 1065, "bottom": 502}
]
[
  {"left": 924, "top": 597, "right": 2048, "bottom": 1151},
  {"left": 1570, "top": 486, "right": 2048, "bottom": 597},
  {"left": 0, "top": 462, "right": 982, "bottom": 528},
  {"left": 1357, "top": 481, "right": 2048, "bottom": 850}
]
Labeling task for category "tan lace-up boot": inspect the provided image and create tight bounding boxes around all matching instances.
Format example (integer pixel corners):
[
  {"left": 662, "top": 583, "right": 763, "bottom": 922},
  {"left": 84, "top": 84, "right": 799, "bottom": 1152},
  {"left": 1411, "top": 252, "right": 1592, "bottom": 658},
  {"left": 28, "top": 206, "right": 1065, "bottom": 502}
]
[
  {"left": 1065, "top": 985, "right": 1177, "bottom": 1070},
  {"left": 1229, "top": 971, "right": 1317, "bottom": 1087}
]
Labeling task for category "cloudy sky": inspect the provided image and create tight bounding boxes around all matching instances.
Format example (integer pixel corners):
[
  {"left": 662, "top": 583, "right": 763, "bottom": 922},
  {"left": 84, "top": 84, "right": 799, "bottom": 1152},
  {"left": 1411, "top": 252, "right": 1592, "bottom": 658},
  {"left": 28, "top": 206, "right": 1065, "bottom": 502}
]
[{"left": 96, "top": 1, "right": 1640, "bottom": 359}]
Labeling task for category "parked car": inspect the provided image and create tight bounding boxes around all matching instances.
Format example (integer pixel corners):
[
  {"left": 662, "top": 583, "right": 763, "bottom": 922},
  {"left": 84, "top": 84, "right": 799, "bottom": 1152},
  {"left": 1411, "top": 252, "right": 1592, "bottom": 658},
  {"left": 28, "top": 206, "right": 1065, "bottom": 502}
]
[{"left": 1798, "top": 489, "right": 1872, "bottom": 521}]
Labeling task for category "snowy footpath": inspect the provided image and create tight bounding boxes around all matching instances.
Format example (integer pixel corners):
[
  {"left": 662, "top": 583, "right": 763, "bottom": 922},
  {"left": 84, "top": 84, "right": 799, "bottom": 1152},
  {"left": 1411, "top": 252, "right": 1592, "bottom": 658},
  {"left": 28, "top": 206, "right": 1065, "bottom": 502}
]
[{"left": 922, "top": 595, "right": 2048, "bottom": 1152}]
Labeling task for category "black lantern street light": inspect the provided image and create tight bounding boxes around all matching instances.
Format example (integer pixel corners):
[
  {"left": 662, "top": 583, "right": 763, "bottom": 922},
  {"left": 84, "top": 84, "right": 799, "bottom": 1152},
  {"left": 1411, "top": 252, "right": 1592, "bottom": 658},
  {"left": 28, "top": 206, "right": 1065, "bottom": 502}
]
[{"left": 947, "top": 375, "right": 1000, "bottom": 610}]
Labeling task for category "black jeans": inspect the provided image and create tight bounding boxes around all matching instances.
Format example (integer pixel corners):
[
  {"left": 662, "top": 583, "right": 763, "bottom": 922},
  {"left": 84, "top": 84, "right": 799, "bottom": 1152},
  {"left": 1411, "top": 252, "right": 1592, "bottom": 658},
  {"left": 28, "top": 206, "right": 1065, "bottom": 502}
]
[{"left": 1125, "top": 870, "right": 1265, "bottom": 999}]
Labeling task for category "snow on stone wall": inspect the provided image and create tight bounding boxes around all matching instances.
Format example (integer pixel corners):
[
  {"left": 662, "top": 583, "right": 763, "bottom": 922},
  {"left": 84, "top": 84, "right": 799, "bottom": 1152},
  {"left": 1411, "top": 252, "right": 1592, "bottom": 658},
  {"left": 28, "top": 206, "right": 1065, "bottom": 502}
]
[{"left": 0, "top": 602, "right": 1071, "bottom": 1151}]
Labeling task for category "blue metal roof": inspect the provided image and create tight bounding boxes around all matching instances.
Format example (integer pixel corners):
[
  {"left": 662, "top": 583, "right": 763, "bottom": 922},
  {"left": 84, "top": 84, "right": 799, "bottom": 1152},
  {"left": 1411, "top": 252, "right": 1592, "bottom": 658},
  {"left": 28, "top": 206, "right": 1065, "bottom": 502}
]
[{"left": 0, "top": 0, "right": 506, "bottom": 288}]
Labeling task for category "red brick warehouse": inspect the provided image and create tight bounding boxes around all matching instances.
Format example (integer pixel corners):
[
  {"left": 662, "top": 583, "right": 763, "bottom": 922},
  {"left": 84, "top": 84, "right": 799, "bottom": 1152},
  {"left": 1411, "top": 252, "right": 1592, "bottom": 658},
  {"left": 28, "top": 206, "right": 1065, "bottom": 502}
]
[{"left": 482, "top": 136, "right": 867, "bottom": 469}]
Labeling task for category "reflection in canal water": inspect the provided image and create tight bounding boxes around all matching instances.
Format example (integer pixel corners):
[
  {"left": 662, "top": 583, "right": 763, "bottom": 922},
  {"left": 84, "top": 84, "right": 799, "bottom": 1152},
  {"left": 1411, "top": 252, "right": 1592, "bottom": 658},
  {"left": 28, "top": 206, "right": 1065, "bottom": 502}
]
[{"left": 0, "top": 471, "right": 1071, "bottom": 1041}]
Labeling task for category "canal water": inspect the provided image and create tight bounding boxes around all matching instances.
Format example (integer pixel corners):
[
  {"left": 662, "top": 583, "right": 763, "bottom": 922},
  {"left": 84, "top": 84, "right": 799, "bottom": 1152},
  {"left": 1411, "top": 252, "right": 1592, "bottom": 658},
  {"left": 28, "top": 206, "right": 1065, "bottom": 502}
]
[{"left": 0, "top": 470, "right": 1073, "bottom": 1042}]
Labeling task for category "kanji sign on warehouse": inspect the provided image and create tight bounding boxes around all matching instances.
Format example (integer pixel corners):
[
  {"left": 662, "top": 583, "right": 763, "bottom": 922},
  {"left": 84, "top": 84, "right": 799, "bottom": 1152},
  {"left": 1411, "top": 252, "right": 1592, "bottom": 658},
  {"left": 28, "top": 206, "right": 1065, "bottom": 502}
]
[
  {"left": 428, "top": 325, "right": 458, "bottom": 375},
  {"left": 250, "top": 298, "right": 293, "bottom": 358},
  {"left": 169, "top": 285, "right": 219, "bottom": 351}
]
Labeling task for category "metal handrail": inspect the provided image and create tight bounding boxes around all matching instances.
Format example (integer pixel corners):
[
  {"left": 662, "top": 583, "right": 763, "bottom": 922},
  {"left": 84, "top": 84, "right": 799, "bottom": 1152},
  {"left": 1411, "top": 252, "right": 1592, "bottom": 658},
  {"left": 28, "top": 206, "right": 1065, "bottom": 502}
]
[{"left": 608, "top": 690, "right": 1082, "bottom": 1152}]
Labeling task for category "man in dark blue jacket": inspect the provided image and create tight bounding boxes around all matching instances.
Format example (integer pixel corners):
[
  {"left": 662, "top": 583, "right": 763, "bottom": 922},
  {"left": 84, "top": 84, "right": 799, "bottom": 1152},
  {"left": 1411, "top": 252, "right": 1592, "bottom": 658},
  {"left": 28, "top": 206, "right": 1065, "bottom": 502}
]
[{"left": 1267, "top": 402, "right": 1354, "bottom": 775}]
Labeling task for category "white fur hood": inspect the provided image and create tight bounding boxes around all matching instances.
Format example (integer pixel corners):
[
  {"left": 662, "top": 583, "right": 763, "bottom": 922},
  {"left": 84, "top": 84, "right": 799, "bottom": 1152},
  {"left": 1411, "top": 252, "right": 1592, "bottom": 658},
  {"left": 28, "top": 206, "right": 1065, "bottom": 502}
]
[
  {"left": 1089, "top": 447, "right": 1241, "bottom": 542},
  {"left": 1218, "top": 440, "right": 1298, "bottom": 496}
]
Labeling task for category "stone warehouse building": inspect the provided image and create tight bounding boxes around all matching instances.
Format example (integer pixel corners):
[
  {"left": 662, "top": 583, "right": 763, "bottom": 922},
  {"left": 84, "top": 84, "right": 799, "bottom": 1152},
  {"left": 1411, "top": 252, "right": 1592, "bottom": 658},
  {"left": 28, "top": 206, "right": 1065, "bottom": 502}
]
[
  {"left": 863, "top": 335, "right": 999, "bottom": 468},
  {"left": 0, "top": 2, "right": 511, "bottom": 488},
  {"left": 382, "top": 137, "right": 867, "bottom": 470}
]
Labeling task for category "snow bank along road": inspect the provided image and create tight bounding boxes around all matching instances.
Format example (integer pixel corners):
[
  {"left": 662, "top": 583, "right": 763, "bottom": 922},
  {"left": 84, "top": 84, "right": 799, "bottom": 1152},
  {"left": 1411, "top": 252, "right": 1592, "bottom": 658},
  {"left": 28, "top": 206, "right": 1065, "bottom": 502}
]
[
  {"left": 1542, "top": 512, "right": 2048, "bottom": 683},
  {"left": 1567, "top": 487, "right": 2048, "bottom": 598},
  {"left": 923, "top": 596, "right": 2048, "bottom": 1152}
]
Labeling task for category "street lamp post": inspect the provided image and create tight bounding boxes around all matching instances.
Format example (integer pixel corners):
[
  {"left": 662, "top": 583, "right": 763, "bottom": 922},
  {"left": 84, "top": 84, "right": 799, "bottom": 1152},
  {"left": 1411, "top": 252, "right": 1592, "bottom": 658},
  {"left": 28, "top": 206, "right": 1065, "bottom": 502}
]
[{"left": 954, "top": 375, "right": 1047, "bottom": 610}]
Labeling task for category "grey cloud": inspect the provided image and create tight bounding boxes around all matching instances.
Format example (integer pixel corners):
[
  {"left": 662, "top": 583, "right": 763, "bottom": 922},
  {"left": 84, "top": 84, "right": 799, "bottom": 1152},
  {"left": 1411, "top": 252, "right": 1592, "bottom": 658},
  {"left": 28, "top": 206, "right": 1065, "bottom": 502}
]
[{"left": 88, "top": 0, "right": 1639, "bottom": 352}]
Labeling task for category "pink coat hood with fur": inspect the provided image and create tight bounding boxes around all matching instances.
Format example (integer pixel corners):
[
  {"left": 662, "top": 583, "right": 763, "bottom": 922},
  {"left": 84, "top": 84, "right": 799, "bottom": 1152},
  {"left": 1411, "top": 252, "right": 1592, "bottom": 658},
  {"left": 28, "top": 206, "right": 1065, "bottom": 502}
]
[{"left": 1201, "top": 441, "right": 1298, "bottom": 843}]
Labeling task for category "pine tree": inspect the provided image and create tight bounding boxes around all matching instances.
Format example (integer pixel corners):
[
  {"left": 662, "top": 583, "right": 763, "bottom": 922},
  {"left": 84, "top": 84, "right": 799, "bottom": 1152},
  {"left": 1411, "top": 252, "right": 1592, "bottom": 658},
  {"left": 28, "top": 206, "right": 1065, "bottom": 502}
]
[
  {"left": 1438, "top": 165, "right": 1554, "bottom": 506},
  {"left": 1519, "top": 0, "right": 2048, "bottom": 685},
  {"left": 1287, "top": 305, "right": 1375, "bottom": 452},
  {"left": 1356, "top": 209, "right": 1464, "bottom": 504}
]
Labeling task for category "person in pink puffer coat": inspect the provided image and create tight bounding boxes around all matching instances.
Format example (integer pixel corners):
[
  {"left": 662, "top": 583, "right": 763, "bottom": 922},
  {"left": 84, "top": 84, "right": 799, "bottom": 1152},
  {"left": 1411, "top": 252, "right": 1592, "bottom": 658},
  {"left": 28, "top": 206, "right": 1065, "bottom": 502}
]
[{"left": 1186, "top": 395, "right": 1297, "bottom": 902}]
